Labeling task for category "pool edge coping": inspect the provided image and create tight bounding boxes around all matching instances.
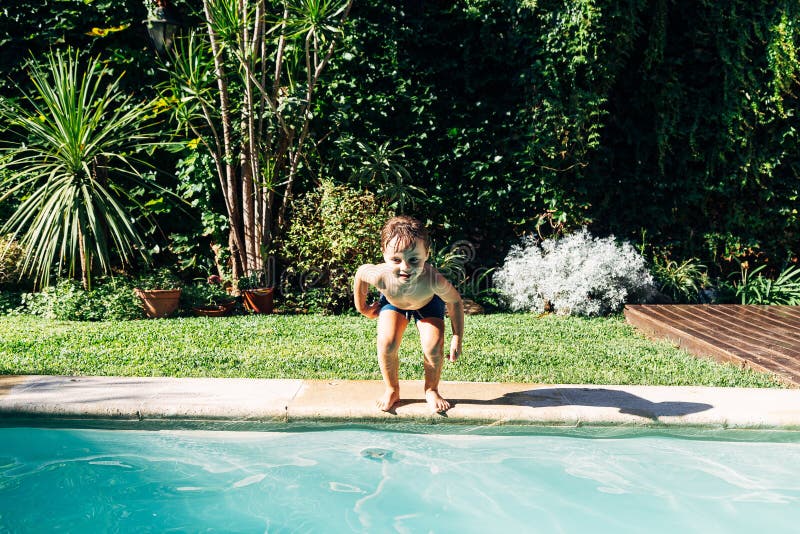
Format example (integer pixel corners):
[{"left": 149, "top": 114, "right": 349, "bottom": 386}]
[{"left": 2, "top": 375, "right": 800, "bottom": 431}]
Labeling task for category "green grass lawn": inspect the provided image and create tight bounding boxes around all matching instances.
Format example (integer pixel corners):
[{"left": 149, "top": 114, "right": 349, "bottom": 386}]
[{"left": 0, "top": 313, "right": 786, "bottom": 387}]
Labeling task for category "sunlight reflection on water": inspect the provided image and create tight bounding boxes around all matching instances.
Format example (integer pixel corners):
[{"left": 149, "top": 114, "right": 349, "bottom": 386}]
[{"left": 0, "top": 427, "right": 798, "bottom": 532}]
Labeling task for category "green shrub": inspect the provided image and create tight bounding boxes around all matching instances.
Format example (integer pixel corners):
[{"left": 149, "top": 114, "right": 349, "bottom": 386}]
[
  {"left": 651, "top": 254, "right": 708, "bottom": 303},
  {"left": 21, "top": 277, "right": 142, "bottom": 321},
  {"left": 23, "top": 280, "right": 88, "bottom": 320},
  {"left": 181, "top": 278, "right": 236, "bottom": 309},
  {"left": 236, "top": 271, "right": 270, "bottom": 291},
  {"left": 429, "top": 242, "right": 507, "bottom": 312},
  {"left": 0, "top": 290, "right": 22, "bottom": 314},
  {"left": 280, "top": 181, "right": 392, "bottom": 313},
  {"left": 0, "top": 235, "right": 26, "bottom": 288},
  {"left": 133, "top": 268, "right": 183, "bottom": 290},
  {"left": 92, "top": 278, "right": 144, "bottom": 321}
]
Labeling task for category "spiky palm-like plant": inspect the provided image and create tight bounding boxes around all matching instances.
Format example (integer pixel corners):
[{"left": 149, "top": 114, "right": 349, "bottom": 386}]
[{"left": 0, "top": 48, "right": 156, "bottom": 289}]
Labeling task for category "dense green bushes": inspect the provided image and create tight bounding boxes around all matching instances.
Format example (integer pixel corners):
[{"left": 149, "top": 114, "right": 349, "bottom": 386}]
[
  {"left": 279, "top": 181, "right": 392, "bottom": 313},
  {"left": 20, "top": 278, "right": 142, "bottom": 321},
  {"left": 316, "top": 0, "right": 798, "bottom": 275},
  {"left": 590, "top": 0, "right": 799, "bottom": 273},
  {"left": 0, "top": 235, "right": 24, "bottom": 287}
]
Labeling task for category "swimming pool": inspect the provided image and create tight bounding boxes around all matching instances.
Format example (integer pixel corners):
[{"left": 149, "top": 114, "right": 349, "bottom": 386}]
[{"left": 1, "top": 426, "right": 798, "bottom": 532}]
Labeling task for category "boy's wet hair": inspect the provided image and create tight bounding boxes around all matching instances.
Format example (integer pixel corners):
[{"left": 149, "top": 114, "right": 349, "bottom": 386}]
[{"left": 381, "top": 216, "right": 430, "bottom": 252}]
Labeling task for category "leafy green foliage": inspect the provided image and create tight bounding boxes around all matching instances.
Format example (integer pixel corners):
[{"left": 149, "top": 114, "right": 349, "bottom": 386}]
[
  {"left": 2, "top": 0, "right": 797, "bottom": 289},
  {"left": 338, "top": 139, "right": 423, "bottom": 214},
  {"left": 181, "top": 278, "right": 235, "bottom": 308},
  {"left": 651, "top": 255, "right": 708, "bottom": 304},
  {"left": 732, "top": 263, "right": 800, "bottom": 305},
  {"left": 236, "top": 270, "right": 272, "bottom": 290},
  {"left": 279, "top": 181, "right": 391, "bottom": 313},
  {"left": 157, "top": 0, "right": 355, "bottom": 280},
  {"left": 133, "top": 267, "right": 183, "bottom": 290},
  {"left": 0, "top": 235, "right": 26, "bottom": 288},
  {"left": 0, "top": 1, "right": 148, "bottom": 94},
  {"left": 591, "top": 0, "right": 799, "bottom": 272},
  {"left": 428, "top": 243, "right": 468, "bottom": 290},
  {"left": 428, "top": 240, "right": 505, "bottom": 310},
  {"left": 317, "top": 2, "right": 550, "bottom": 261},
  {"left": 21, "top": 277, "right": 142, "bottom": 321},
  {"left": 0, "top": 290, "right": 22, "bottom": 315},
  {"left": 316, "top": 0, "right": 798, "bottom": 275}
]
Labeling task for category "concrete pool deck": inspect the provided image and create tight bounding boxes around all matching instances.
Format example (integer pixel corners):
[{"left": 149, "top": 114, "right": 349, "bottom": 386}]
[{"left": 1, "top": 375, "right": 799, "bottom": 430}]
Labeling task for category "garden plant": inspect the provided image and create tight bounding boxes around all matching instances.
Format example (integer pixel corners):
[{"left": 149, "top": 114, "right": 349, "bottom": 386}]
[
  {"left": 157, "top": 0, "right": 355, "bottom": 280},
  {"left": 0, "top": 49, "right": 161, "bottom": 290}
]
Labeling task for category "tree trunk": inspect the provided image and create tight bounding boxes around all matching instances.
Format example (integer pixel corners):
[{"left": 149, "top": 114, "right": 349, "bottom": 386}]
[
  {"left": 78, "top": 227, "right": 89, "bottom": 290},
  {"left": 204, "top": 0, "right": 246, "bottom": 278}
]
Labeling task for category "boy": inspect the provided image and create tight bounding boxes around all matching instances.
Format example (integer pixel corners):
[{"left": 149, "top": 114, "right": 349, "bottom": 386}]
[{"left": 354, "top": 216, "right": 464, "bottom": 413}]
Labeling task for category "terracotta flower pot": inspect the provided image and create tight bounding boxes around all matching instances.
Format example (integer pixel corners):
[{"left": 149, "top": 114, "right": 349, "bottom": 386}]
[
  {"left": 241, "top": 288, "right": 274, "bottom": 314},
  {"left": 135, "top": 288, "right": 182, "bottom": 318},
  {"left": 192, "top": 301, "right": 235, "bottom": 317}
]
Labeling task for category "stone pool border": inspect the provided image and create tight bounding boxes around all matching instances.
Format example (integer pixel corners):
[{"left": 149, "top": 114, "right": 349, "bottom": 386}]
[{"left": 1, "top": 375, "right": 799, "bottom": 431}]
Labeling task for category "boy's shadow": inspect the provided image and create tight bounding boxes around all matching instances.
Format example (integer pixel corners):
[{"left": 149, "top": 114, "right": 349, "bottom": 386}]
[{"left": 395, "top": 387, "right": 713, "bottom": 420}]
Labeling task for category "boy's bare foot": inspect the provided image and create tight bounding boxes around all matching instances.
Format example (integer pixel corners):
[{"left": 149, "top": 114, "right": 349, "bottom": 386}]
[
  {"left": 377, "top": 389, "right": 400, "bottom": 411},
  {"left": 425, "top": 389, "right": 451, "bottom": 413}
]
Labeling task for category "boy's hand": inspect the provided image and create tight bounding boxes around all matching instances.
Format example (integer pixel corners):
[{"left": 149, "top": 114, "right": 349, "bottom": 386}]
[
  {"left": 448, "top": 336, "right": 462, "bottom": 362},
  {"left": 362, "top": 301, "right": 381, "bottom": 319}
]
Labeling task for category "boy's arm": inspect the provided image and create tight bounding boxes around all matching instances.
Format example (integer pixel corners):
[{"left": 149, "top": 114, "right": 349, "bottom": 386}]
[
  {"left": 354, "top": 264, "right": 382, "bottom": 319},
  {"left": 433, "top": 271, "right": 464, "bottom": 362}
]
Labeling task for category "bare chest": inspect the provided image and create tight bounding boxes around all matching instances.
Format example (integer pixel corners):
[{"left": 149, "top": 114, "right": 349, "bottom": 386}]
[{"left": 381, "top": 286, "right": 435, "bottom": 310}]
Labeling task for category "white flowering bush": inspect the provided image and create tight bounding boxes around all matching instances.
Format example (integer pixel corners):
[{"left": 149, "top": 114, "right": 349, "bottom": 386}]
[{"left": 494, "top": 229, "right": 656, "bottom": 316}]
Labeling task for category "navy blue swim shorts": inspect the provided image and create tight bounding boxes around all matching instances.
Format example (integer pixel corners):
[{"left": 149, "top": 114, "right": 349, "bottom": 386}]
[{"left": 378, "top": 294, "right": 446, "bottom": 322}]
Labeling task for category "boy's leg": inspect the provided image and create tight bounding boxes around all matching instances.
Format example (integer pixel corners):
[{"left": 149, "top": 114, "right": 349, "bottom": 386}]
[
  {"left": 376, "top": 310, "right": 409, "bottom": 411},
  {"left": 416, "top": 317, "right": 450, "bottom": 412}
]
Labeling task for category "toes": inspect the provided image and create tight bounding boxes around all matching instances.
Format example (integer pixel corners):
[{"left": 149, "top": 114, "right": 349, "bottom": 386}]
[
  {"left": 425, "top": 391, "right": 450, "bottom": 413},
  {"left": 377, "top": 392, "right": 398, "bottom": 412}
]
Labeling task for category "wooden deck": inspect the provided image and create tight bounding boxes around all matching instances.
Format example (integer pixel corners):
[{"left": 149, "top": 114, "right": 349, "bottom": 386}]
[{"left": 624, "top": 305, "right": 800, "bottom": 387}]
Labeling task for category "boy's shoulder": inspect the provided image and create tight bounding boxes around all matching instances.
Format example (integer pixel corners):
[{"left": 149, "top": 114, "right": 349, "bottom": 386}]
[{"left": 356, "top": 263, "right": 389, "bottom": 286}]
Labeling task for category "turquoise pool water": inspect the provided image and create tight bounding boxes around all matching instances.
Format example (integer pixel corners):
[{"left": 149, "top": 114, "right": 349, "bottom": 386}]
[{"left": 1, "top": 426, "right": 799, "bottom": 532}]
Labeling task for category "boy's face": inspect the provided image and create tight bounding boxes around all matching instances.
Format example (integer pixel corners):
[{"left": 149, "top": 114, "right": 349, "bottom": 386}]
[{"left": 382, "top": 237, "right": 429, "bottom": 284}]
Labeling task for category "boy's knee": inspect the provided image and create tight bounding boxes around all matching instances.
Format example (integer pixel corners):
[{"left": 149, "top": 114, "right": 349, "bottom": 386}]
[
  {"left": 421, "top": 335, "right": 444, "bottom": 355},
  {"left": 422, "top": 346, "right": 444, "bottom": 363},
  {"left": 377, "top": 337, "right": 401, "bottom": 354}
]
